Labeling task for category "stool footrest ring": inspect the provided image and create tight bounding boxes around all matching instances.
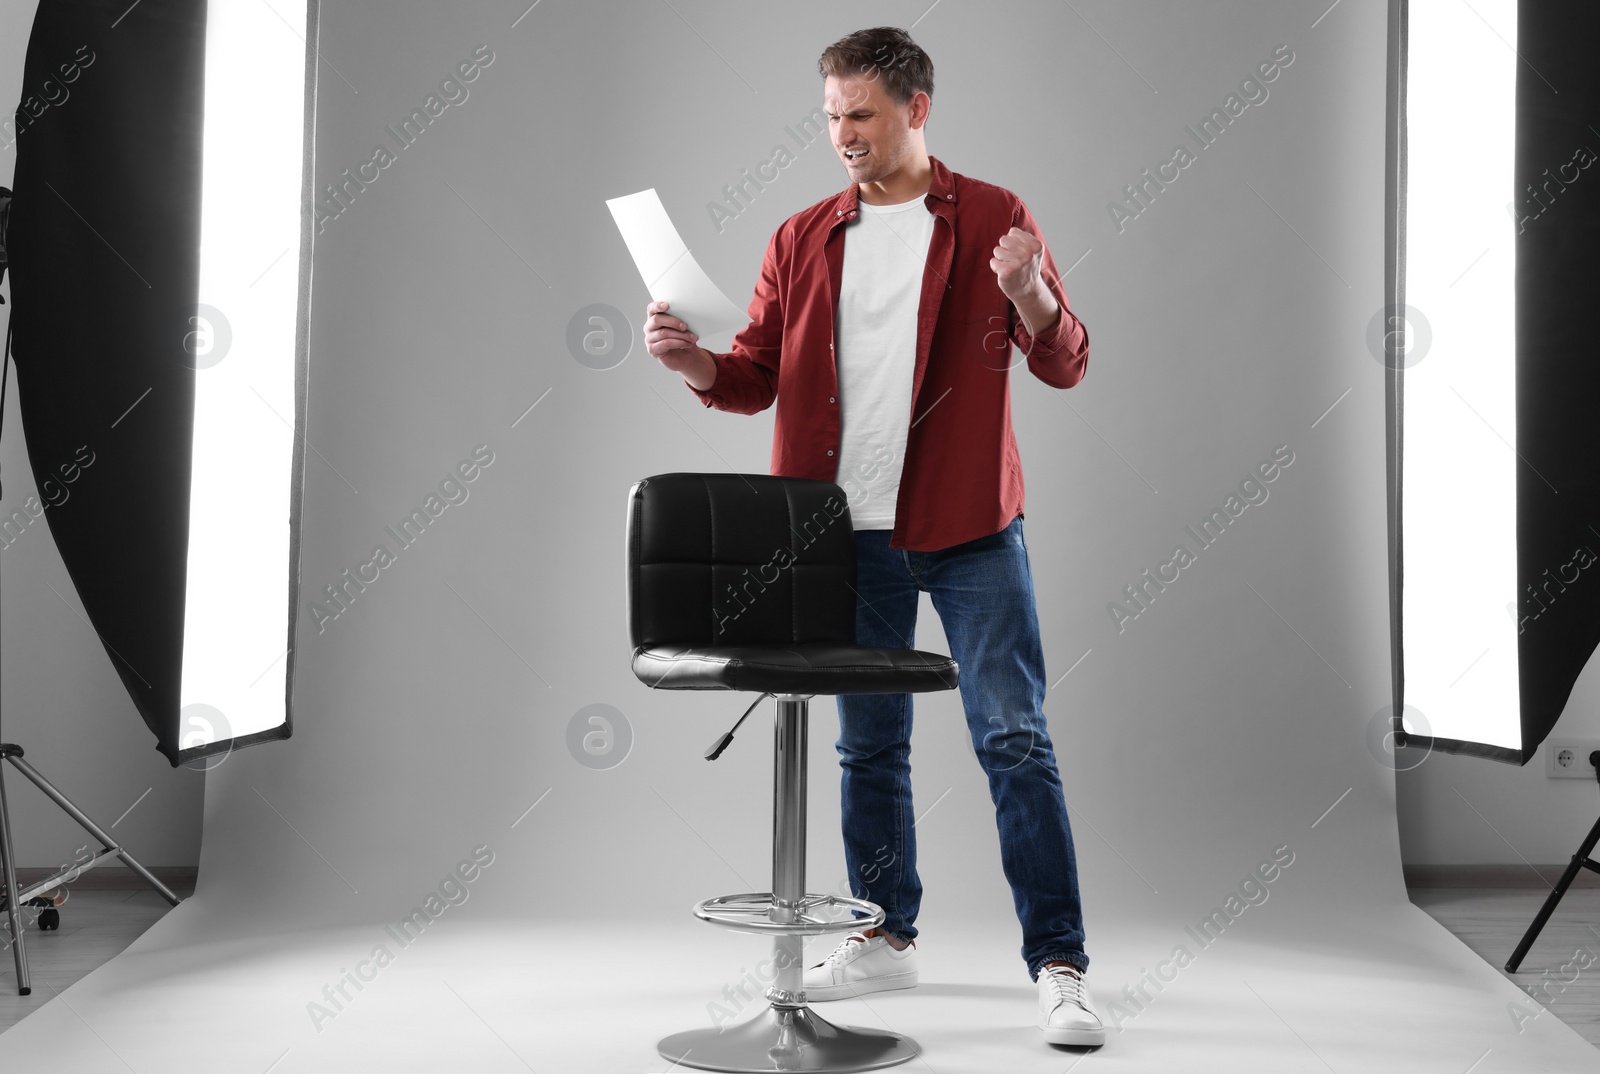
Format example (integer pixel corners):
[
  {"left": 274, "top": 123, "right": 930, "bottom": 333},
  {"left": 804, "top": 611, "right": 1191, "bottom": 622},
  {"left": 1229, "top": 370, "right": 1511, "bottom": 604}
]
[{"left": 692, "top": 891, "right": 884, "bottom": 936}]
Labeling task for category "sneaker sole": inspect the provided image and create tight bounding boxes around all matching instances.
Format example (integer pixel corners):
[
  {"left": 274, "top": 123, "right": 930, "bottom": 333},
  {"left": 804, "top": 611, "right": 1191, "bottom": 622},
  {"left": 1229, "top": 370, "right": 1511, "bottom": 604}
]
[
  {"left": 803, "top": 970, "right": 918, "bottom": 1002},
  {"left": 1041, "top": 1024, "right": 1105, "bottom": 1047}
]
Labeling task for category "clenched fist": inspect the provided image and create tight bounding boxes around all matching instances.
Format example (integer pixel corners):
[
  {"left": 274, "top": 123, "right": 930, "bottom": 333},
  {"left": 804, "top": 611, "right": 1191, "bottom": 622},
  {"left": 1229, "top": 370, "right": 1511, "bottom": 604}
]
[
  {"left": 989, "top": 226, "right": 1046, "bottom": 303},
  {"left": 989, "top": 226, "right": 1062, "bottom": 338}
]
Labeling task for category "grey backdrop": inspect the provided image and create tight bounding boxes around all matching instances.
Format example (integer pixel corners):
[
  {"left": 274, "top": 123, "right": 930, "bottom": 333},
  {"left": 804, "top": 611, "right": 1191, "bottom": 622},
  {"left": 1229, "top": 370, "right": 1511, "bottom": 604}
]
[{"left": 182, "top": 0, "right": 1407, "bottom": 936}]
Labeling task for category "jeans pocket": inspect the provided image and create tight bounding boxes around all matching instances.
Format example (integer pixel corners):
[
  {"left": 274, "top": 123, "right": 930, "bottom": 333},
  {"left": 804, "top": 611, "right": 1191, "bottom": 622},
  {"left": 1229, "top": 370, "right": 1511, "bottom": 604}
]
[{"left": 1015, "top": 515, "right": 1033, "bottom": 577}]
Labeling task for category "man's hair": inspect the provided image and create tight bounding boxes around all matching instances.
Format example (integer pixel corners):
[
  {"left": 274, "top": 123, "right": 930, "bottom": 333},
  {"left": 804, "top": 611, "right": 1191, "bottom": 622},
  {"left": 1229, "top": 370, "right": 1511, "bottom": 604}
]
[{"left": 818, "top": 27, "right": 933, "bottom": 107}]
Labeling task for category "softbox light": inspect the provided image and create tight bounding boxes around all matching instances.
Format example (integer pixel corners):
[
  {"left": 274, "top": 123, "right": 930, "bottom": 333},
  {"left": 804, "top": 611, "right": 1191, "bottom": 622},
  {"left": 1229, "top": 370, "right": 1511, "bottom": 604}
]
[
  {"left": 1387, "top": 0, "right": 1600, "bottom": 763},
  {"left": 5, "top": 0, "right": 317, "bottom": 765}
]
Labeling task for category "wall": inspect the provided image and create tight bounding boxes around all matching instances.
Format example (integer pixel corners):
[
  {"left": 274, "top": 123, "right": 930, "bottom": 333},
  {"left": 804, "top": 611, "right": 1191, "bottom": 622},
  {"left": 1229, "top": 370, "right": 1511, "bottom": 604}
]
[{"left": 1397, "top": 666, "right": 1600, "bottom": 865}]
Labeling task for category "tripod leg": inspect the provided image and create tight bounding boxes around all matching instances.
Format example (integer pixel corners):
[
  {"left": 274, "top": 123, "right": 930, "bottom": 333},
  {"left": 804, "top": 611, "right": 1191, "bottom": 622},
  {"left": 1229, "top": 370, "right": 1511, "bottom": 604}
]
[
  {"left": 5, "top": 755, "right": 180, "bottom": 906},
  {"left": 0, "top": 762, "right": 31, "bottom": 995},
  {"left": 1506, "top": 812, "right": 1600, "bottom": 973}
]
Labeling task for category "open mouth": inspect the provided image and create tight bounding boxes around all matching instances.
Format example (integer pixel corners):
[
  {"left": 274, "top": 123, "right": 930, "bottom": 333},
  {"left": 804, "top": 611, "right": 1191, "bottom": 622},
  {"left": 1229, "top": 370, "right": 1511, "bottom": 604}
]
[{"left": 844, "top": 148, "right": 868, "bottom": 163}]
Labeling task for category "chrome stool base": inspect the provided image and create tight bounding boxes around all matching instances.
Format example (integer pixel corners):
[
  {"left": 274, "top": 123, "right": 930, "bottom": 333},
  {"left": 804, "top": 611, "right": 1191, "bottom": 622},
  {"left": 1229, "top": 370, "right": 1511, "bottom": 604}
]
[
  {"left": 659, "top": 1005, "right": 919, "bottom": 1073},
  {"left": 658, "top": 694, "right": 920, "bottom": 1072}
]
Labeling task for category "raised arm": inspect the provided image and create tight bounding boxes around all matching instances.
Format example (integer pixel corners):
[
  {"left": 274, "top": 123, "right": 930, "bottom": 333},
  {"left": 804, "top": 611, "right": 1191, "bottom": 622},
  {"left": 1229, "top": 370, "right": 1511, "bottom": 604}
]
[{"left": 996, "top": 198, "right": 1089, "bottom": 390}]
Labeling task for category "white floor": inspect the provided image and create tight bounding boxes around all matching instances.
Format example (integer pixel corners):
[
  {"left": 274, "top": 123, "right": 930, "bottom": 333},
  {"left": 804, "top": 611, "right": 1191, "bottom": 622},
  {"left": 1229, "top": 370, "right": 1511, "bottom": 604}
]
[{"left": 2, "top": 893, "right": 1597, "bottom": 1072}]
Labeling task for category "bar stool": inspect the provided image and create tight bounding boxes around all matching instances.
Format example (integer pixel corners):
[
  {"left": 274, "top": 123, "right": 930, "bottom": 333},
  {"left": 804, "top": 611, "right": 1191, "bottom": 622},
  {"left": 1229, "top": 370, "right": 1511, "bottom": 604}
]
[{"left": 625, "top": 473, "right": 960, "bottom": 1073}]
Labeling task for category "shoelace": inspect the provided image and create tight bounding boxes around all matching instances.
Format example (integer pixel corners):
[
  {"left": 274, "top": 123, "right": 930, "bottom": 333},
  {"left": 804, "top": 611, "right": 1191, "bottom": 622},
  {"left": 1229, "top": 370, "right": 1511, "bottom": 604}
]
[
  {"left": 1043, "top": 965, "right": 1088, "bottom": 1008},
  {"left": 821, "top": 931, "right": 874, "bottom": 967}
]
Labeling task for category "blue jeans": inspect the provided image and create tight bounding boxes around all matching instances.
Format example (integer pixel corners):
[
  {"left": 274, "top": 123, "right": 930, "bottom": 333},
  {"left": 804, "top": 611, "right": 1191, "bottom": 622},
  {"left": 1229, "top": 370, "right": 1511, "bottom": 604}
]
[{"left": 833, "top": 513, "right": 1089, "bottom": 980}]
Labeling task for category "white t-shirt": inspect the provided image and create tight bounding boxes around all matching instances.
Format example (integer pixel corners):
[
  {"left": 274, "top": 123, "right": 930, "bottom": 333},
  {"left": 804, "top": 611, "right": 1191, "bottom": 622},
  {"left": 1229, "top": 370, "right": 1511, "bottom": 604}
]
[{"left": 834, "top": 192, "right": 935, "bottom": 529}]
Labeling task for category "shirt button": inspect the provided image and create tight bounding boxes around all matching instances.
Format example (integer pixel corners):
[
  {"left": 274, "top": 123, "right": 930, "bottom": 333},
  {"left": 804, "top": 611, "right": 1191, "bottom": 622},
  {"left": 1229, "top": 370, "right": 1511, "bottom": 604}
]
[
  {"left": 946, "top": 194, "right": 953, "bottom": 200},
  {"left": 828, "top": 396, "right": 836, "bottom": 403},
  {"left": 827, "top": 450, "right": 834, "bottom": 456}
]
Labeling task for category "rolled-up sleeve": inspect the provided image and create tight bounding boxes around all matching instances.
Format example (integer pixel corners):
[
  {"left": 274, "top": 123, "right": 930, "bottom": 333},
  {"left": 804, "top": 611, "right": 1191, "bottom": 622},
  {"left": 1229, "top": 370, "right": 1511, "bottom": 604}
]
[
  {"left": 688, "top": 227, "right": 786, "bottom": 415},
  {"left": 1009, "top": 198, "right": 1088, "bottom": 390}
]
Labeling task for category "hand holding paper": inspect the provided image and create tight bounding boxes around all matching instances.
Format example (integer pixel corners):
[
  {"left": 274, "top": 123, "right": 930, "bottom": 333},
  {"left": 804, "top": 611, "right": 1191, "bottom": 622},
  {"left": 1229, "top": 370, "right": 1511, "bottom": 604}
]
[
  {"left": 643, "top": 300, "right": 718, "bottom": 391},
  {"left": 605, "top": 188, "right": 749, "bottom": 339}
]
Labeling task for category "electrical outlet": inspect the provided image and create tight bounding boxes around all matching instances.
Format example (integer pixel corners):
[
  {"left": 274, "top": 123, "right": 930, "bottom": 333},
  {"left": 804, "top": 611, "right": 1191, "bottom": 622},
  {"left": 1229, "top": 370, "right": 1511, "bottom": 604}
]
[{"left": 1545, "top": 739, "right": 1600, "bottom": 779}]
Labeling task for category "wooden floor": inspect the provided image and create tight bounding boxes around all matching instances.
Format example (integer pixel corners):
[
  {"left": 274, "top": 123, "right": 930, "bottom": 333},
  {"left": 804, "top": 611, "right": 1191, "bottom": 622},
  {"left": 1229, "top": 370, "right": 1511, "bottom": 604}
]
[
  {"left": 2, "top": 869, "right": 1598, "bottom": 1050},
  {"left": 0, "top": 871, "right": 196, "bottom": 1033},
  {"left": 1406, "top": 865, "right": 1600, "bottom": 1049}
]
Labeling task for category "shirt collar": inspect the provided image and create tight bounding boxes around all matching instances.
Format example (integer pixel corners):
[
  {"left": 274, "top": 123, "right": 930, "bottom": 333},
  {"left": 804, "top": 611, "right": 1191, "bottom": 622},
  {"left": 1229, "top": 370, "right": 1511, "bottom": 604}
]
[{"left": 830, "top": 154, "right": 955, "bottom": 227}]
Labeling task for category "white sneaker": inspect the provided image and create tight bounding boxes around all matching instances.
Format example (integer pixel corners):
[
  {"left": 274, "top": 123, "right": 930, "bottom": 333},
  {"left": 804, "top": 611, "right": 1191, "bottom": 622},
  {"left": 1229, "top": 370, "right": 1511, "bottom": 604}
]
[
  {"left": 802, "top": 930, "right": 919, "bottom": 1001},
  {"left": 1038, "top": 964, "right": 1104, "bottom": 1046}
]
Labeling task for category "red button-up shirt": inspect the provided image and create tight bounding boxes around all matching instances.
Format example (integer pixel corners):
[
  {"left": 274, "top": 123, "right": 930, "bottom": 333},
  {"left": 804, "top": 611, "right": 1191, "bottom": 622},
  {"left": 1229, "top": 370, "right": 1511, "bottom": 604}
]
[{"left": 688, "top": 154, "right": 1089, "bottom": 551}]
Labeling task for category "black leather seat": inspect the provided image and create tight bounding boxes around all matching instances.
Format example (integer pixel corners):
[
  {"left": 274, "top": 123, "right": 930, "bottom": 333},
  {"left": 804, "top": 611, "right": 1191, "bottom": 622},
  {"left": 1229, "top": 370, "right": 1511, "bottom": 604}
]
[
  {"left": 625, "top": 472, "right": 958, "bottom": 1072},
  {"left": 633, "top": 642, "right": 958, "bottom": 695},
  {"left": 625, "top": 472, "right": 958, "bottom": 696}
]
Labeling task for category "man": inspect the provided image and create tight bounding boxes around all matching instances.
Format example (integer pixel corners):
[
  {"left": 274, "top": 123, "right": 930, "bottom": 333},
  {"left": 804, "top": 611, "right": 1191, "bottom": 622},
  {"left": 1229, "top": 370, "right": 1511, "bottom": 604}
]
[{"left": 643, "top": 26, "right": 1102, "bottom": 1048}]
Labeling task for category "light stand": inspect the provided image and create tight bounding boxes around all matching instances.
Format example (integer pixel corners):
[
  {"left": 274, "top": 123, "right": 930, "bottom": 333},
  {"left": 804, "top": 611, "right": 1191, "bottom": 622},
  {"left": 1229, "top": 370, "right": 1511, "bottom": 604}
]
[
  {"left": 0, "top": 746, "right": 182, "bottom": 995},
  {"left": 1505, "top": 751, "right": 1600, "bottom": 973}
]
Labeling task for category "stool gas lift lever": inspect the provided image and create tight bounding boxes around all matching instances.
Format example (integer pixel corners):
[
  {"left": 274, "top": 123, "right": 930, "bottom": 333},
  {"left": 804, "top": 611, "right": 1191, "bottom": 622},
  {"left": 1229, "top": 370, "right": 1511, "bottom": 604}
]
[{"left": 705, "top": 693, "right": 773, "bottom": 761}]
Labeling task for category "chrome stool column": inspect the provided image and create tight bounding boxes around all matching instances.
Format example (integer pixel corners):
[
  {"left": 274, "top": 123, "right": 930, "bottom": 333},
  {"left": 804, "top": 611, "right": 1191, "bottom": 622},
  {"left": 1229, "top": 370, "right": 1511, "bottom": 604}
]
[{"left": 658, "top": 694, "right": 917, "bottom": 1073}]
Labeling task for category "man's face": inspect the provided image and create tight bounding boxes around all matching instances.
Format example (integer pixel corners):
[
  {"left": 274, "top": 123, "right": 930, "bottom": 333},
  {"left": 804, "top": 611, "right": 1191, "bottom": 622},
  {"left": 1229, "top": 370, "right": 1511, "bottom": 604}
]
[{"left": 824, "top": 73, "right": 925, "bottom": 187}]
